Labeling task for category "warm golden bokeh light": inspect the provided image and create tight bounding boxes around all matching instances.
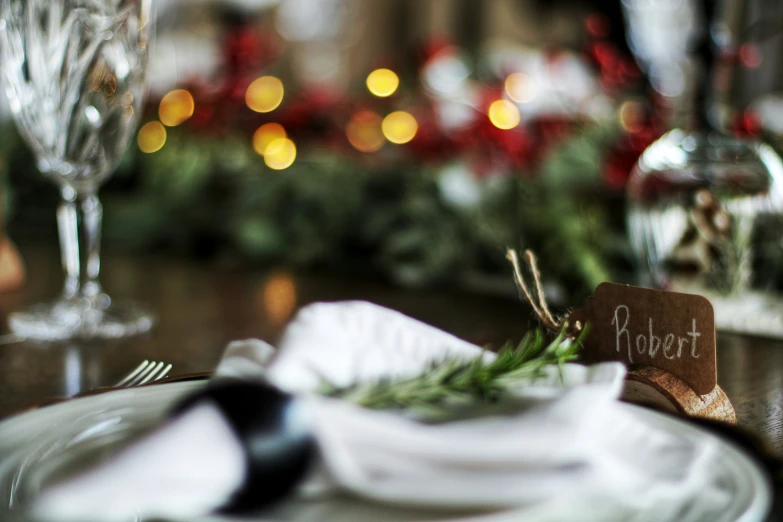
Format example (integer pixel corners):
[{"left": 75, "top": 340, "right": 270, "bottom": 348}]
[
  {"left": 488, "top": 99, "right": 520, "bottom": 130},
  {"left": 618, "top": 100, "right": 644, "bottom": 132},
  {"left": 505, "top": 73, "right": 537, "bottom": 103},
  {"left": 366, "top": 68, "right": 400, "bottom": 97},
  {"left": 159, "top": 89, "right": 195, "bottom": 127},
  {"left": 346, "top": 110, "right": 385, "bottom": 152},
  {"left": 253, "top": 123, "right": 287, "bottom": 156},
  {"left": 264, "top": 138, "right": 297, "bottom": 170},
  {"left": 246, "top": 76, "right": 284, "bottom": 113},
  {"left": 260, "top": 271, "right": 297, "bottom": 326},
  {"left": 137, "top": 121, "right": 167, "bottom": 153},
  {"left": 382, "top": 111, "right": 418, "bottom": 144}
]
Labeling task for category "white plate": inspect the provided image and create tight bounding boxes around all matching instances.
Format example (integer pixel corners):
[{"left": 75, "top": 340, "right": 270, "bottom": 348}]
[{"left": 0, "top": 382, "right": 772, "bottom": 522}]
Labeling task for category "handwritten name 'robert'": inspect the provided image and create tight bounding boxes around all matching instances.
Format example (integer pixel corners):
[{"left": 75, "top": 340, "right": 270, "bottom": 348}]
[{"left": 611, "top": 305, "right": 700, "bottom": 364}]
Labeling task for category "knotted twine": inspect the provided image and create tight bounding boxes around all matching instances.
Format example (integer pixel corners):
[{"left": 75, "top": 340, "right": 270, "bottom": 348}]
[{"left": 505, "top": 248, "right": 583, "bottom": 340}]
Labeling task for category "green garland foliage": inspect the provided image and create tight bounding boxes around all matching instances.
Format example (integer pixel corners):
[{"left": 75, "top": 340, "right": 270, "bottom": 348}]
[{"left": 0, "top": 121, "right": 631, "bottom": 300}]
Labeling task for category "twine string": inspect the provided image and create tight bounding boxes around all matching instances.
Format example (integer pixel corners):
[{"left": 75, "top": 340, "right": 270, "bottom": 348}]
[{"left": 506, "top": 248, "right": 562, "bottom": 331}]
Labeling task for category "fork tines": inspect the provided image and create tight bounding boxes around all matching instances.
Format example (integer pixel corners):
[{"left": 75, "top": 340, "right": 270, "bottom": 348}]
[{"left": 115, "top": 360, "right": 173, "bottom": 388}]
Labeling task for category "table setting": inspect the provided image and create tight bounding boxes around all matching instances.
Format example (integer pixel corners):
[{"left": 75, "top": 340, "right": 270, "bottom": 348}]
[
  {"left": 1, "top": 0, "right": 783, "bottom": 521},
  {"left": 0, "top": 300, "right": 773, "bottom": 522},
  {"left": 1, "top": 254, "right": 783, "bottom": 522}
]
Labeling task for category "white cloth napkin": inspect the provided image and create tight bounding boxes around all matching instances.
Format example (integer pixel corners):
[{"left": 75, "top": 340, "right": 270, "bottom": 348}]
[{"left": 34, "top": 301, "right": 733, "bottom": 522}]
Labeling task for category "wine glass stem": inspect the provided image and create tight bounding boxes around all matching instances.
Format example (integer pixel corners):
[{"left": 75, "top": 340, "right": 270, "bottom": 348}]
[{"left": 57, "top": 186, "right": 104, "bottom": 301}]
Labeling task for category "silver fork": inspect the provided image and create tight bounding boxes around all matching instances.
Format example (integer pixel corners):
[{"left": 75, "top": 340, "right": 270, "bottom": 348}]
[
  {"left": 114, "top": 360, "right": 173, "bottom": 388},
  {"left": 25, "top": 361, "right": 175, "bottom": 411}
]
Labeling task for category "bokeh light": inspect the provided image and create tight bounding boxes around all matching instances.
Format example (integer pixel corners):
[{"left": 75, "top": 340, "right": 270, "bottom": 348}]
[
  {"left": 159, "top": 89, "right": 195, "bottom": 127},
  {"left": 488, "top": 100, "right": 520, "bottom": 130},
  {"left": 137, "top": 121, "right": 166, "bottom": 153},
  {"left": 366, "top": 68, "right": 399, "bottom": 97},
  {"left": 346, "top": 110, "right": 385, "bottom": 152},
  {"left": 739, "top": 44, "right": 761, "bottom": 69},
  {"left": 253, "top": 123, "right": 287, "bottom": 156},
  {"left": 260, "top": 271, "right": 297, "bottom": 326},
  {"left": 423, "top": 53, "right": 471, "bottom": 95},
  {"left": 264, "top": 138, "right": 297, "bottom": 170},
  {"left": 246, "top": 76, "right": 284, "bottom": 113},
  {"left": 505, "top": 73, "right": 537, "bottom": 104},
  {"left": 618, "top": 100, "right": 644, "bottom": 132},
  {"left": 382, "top": 111, "right": 418, "bottom": 144}
]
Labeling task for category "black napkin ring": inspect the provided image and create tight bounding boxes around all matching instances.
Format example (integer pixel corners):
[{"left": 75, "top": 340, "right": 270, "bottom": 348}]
[{"left": 172, "top": 380, "right": 317, "bottom": 513}]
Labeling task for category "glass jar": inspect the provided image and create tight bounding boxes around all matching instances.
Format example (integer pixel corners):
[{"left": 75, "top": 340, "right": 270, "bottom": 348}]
[{"left": 627, "top": 129, "right": 783, "bottom": 296}]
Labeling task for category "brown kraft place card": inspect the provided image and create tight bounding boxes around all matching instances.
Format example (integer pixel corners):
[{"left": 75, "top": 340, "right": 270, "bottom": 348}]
[{"left": 570, "top": 282, "right": 716, "bottom": 396}]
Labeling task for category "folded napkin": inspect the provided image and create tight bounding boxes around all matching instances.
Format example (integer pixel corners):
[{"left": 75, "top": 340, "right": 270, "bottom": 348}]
[{"left": 33, "top": 301, "right": 732, "bottom": 522}]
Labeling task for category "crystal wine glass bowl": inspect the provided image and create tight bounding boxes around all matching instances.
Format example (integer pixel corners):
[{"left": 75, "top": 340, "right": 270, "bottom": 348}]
[{"left": 0, "top": 0, "right": 155, "bottom": 340}]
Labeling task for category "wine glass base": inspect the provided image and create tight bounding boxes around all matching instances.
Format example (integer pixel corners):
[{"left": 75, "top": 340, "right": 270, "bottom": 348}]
[{"left": 9, "top": 297, "right": 155, "bottom": 341}]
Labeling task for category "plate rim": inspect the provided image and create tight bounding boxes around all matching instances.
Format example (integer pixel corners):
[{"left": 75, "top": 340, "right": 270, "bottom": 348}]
[{"left": 0, "top": 381, "right": 772, "bottom": 522}]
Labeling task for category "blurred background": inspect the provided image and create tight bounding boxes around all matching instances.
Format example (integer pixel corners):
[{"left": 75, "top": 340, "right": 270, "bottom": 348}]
[{"left": 3, "top": 0, "right": 783, "bottom": 306}]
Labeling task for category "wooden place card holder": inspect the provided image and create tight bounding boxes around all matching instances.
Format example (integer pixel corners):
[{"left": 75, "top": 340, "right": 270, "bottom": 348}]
[{"left": 570, "top": 283, "right": 736, "bottom": 423}]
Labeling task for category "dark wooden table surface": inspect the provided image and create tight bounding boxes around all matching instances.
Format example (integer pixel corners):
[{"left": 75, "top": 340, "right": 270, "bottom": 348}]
[
  {"left": 1, "top": 245, "right": 782, "bottom": 519},
  {"left": 0, "top": 246, "right": 532, "bottom": 418}
]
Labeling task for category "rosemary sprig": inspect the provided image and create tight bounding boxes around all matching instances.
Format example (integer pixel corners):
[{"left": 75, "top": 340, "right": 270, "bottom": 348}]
[{"left": 324, "top": 326, "right": 585, "bottom": 411}]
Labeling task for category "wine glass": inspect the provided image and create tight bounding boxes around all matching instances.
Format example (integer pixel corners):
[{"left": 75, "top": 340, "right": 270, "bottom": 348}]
[{"left": 0, "top": 0, "right": 155, "bottom": 340}]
